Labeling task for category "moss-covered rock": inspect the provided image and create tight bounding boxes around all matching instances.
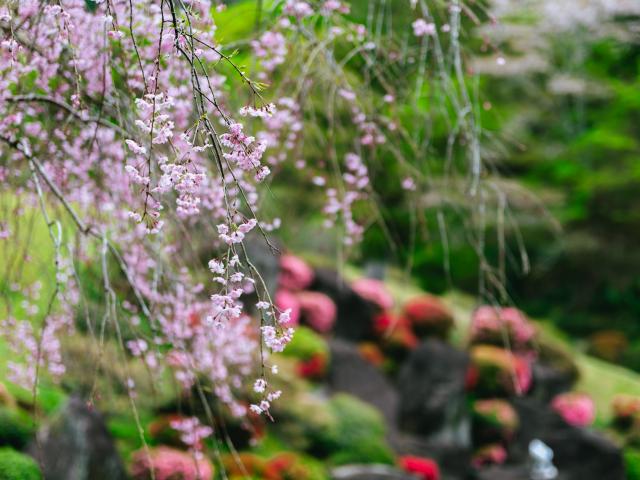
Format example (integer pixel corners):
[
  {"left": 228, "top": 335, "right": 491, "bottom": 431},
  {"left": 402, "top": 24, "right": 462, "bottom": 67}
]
[
  {"left": 314, "top": 394, "right": 395, "bottom": 465},
  {"left": 0, "top": 407, "right": 34, "bottom": 449},
  {"left": 0, "top": 448, "right": 42, "bottom": 480},
  {"left": 328, "top": 437, "right": 396, "bottom": 466}
]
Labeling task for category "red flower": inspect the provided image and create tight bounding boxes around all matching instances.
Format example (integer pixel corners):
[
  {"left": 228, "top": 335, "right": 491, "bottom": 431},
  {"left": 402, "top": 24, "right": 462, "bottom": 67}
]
[
  {"left": 399, "top": 455, "right": 440, "bottom": 480},
  {"left": 465, "top": 365, "right": 479, "bottom": 391},
  {"left": 403, "top": 295, "right": 454, "bottom": 338},
  {"left": 373, "top": 312, "right": 418, "bottom": 353},
  {"left": 263, "top": 452, "right": 309, "bottom": 479},
  {"left": 296, "top": 353, "right": 327, "bottom": 380},
  {"left": 373, "top": 312, "right": 409, "bottom": 336}
]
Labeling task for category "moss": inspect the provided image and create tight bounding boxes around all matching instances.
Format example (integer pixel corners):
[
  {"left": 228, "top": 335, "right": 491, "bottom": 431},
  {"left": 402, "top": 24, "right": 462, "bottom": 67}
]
[
  {"left": 328, "top": 437, "right": 396, "bottom": 466},
  {"left": 309, "top": 394, "right": 394, "bottom": 465},
  {"left": 0, "top": 448, "right": 42, "bottom": 480},
  {"left": 625, "top": 449, "right": 640, "bottom": 480},
  {"left": 0, "top": 407, "right": 34, "bottom": 449}
]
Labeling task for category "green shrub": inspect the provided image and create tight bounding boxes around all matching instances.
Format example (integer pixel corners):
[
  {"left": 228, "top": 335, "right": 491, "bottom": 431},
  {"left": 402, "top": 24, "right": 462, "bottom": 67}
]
[
  {"left": 328, "top": 437, "right": 396, "bottom": 466},
  {"left": 0, "top": 408, "right": 34, "bottom": 449},
  {"left": 309, "top": 394, "right": 394, "bottom": 464},
  {"left": 0, "top": 448, "right": 41, "bottom": 480},
  {"left": 281, "top": 326, "right": 328, "bottom": 361},
  {"left": 625, "top": 449, "right": 640, "bottom": 480}
]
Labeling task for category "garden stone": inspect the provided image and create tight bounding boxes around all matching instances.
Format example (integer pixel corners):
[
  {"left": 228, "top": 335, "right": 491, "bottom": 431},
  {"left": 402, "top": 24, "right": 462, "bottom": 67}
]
[
  {"left": 530, "top": 362, "right": 576, "bottom": 403},
  {"left": 529, "top": 343, "right": 579, "bottom": 403},
  {"left": 508, "top": 398, "right": 624, "bottom": 480},
  {"left": 397, "top": 339, "right": 470, "bottom": 440},
  {"left": 390, "top": 431, "right": 472, "bottom": 480},
  {"left": 328, "top": 339, "right": 399, "bottom": 426},
  {"left": 28, "top": 396, "right": 127, "bottom": 480},
  {"left": 331, "top": 464, "right": 418, "bottom": 479},
  {"left": 474, "top": 465, "right": 569, "bottom": 480},
  {"left": 310, "top": 268, "right": 377, "bottom": 341}
]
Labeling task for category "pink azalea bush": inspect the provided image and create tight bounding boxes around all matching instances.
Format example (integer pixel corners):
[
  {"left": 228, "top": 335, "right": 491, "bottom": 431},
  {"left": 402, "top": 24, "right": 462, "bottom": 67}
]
[
  {"left": 470, "top": 306, "right": 537, "bottom": 350},
  {"left": 278, "top": 255, "right": 314, "bottom": 291},
  {"left": 297, "top": 291, "right": 337, "bottom": 333},
  {"left": 551, "top": 392, "right": 595, "bottom": 427},
  {"left": 469, "top": 345, "right": 532, "bottom": 396},
  {"left": 130, "top": 447, "right": 214, "bottom": 480},
  {"left": 351, "top": 278, "right": 394, "bottom": 310},
  {"left": 275, "top": 290, "right": 301, "bottom": 327}
]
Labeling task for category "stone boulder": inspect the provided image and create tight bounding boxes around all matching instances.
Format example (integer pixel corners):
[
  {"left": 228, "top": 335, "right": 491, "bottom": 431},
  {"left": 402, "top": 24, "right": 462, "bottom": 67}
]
[
  {"left": 390, "top": 431, "right": 472, "bottom": 480},
  {"left": 530, "top": 362, "right": 577, "bottom": 403},
  {"left": 331, "top": 464, "right": 418, "bottom": 479},
  {"left": 328, "top": 339, "right": 399, "bottom": 426},
  {"left": 243, "top": 235, "right": 281, "bottom": 314},
  {"left": 474, "top": 465, "right": 570, "bottom": 480},
  {"left": 397, "top": 339, "right": 470, "bottom": 440},
  {"left": 310, "top": 269, "right": 377, "bottom": 341},
  {"left": 28, "top": 397, "right": 127, "bottom": 480},
  {"left": 507, "top": 398, "right": 624, "bottom": 480}
]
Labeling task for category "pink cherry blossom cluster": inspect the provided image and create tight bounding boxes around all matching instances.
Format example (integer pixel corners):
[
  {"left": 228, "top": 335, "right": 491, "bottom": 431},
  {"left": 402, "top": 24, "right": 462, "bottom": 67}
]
[
  {"left": 0, "top": 0, "right": 479, "bottom": 429},
  {"left": 323, "top": 152, "right": 369, "bottom": 245},
  {"left": 251, "top": 31, "right": 287, "bottom": 77},
  {"left": 170, "top": 416, "right": 213, "bottom": 452},
  {"left": 0, "top": 0, "right": 289, "bottom": 417}
]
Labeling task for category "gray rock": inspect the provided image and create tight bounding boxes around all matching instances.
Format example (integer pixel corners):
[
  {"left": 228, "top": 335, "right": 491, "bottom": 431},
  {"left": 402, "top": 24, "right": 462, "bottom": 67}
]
[
  {"left": 474, "top": 465, "right": 570, "bottom": 480},
  {"left": 328, "top": 339, "right": 399, "bottom": 426},
  {"left": 331, "top": 464, "right": 417, "bottom": 479},
  {"left": 508, "top": 398, "right": 624, "bottom": 480},
  {"left": 389, "top": 431, "right": 472, "bottom": 480},
  {"left": 310, "top": 269, "right": 377, "bottom": 341},
  {"left": 28, "top": 397, "right": 127, "bottom": 480},
  {"left": 243, "top": 234, "right": 281, "bottom": 313},
  {"left": 397, "top": 339, "right": 470, "bottom": 441},
  {"left": 530, "top": 361, "right": 577, "bottom": 404}
]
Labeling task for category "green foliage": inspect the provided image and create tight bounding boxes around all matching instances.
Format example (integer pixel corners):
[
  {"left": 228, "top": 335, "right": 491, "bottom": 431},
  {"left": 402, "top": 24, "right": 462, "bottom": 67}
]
[
  {"left": 281, "top": 326, "right": 328, "bottom": 361},
  {"left": 306, "top": 394, "right": 394, "bottom": 465},
  {"left": 626, "top": 449, "right": 640, "bottom": 480},
  {"left": 356, "top": 8, "right": 640, "bottom": 366},
  {"left": 328, "top": 437, "right": 396, "bottom": 466},
  {"left": 0, "top": 448, "right": 42, "bottom": 480},
  {"left": 0, "top": 408, "right": 34, "bottom": 450}
]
